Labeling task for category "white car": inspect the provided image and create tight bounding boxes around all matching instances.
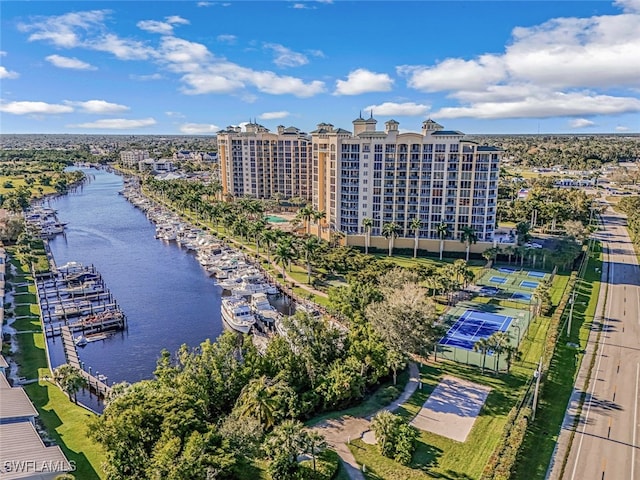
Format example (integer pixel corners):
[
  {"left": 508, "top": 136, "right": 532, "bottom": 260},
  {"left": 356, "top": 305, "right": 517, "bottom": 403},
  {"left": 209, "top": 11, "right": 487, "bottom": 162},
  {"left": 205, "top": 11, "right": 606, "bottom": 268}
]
[{"left": 525, "top": 242, "right": 543, "bottom": 249}]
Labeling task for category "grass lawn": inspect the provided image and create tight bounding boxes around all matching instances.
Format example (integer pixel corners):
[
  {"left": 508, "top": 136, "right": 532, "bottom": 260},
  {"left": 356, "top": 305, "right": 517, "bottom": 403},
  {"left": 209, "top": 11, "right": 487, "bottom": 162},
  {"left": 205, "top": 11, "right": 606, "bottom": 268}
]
[
  {"left": 512, "top": 242, "right": 603, "bottom": 480},
  {"left": 26, "top": 370, "right": 107, "bottom": 480},
  {"left": 350, "top": 361, "right": 528, "bottom": 479}
]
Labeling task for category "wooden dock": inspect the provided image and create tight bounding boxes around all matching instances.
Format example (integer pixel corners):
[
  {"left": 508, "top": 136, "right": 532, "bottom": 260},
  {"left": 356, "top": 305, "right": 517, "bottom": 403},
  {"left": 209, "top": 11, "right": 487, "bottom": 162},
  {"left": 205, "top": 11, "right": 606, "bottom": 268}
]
[{"left": 60, "top": 326, "right": 111, "bottom": 397}]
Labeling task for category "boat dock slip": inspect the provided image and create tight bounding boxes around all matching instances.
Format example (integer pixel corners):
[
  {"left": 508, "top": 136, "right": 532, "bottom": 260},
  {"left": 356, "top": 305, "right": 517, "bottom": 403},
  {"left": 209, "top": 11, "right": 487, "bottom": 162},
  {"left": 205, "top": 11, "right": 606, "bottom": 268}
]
[{"left": 60, "top": 326, "right": 111, "bottom": 398}]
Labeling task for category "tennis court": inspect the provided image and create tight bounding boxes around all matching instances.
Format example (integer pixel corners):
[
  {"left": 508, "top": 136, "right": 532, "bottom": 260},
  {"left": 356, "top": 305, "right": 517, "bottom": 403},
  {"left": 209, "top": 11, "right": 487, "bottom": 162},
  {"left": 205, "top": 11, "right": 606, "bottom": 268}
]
[
  {"left": 440, "top": 309, "right": 513, "bottom": 351},
  {"left": 520, "top": 280, "right": 539, "bottom": 289},
  {"left": 528, "top": 271, "right": 546, "bottom": 278},
  {"left": 498, "top": 267, "right": 518, "bottom": 274},
  {"left": 489, "top": 276, "right": 508, "bottom": 284},
  {"left": 511, "top": 292, "right": 532, "bottom": 301}
]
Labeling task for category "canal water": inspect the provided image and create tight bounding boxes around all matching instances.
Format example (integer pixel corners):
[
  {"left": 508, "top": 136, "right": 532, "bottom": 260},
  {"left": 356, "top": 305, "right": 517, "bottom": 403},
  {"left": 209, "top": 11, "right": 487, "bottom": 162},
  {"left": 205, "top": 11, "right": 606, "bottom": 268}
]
[{"left": 45, "top": 168, "right": 224, "bottom": 408}]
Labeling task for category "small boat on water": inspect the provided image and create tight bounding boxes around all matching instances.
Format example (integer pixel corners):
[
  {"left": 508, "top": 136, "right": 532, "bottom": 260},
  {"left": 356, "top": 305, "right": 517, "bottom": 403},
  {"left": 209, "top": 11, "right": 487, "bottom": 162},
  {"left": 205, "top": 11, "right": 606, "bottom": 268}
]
[
  {"left": 74, "top": 335, "right": 88, "bottom": 347},
  {"left": 250, "top": 293, "right": 282, "bottom": 324},
  {"left": 221, "top": 296, "right": 256, "bottom": 334}
]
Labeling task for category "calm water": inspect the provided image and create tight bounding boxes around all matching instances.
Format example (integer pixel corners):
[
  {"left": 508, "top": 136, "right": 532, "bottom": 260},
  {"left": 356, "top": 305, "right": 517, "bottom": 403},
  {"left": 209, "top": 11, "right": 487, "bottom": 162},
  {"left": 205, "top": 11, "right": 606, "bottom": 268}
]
[{"left": 45, "top": 168, "right": 223, "bottom": 404}]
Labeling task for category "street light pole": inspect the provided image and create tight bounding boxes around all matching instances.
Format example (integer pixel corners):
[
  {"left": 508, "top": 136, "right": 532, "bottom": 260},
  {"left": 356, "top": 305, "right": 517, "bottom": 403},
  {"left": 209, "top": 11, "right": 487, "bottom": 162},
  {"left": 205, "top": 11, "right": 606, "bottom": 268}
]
[
  {"left": 567, "top": 290, "right": 576, "bottom": 337},
  {"left": 532, "top": 358, "right": 542, "bottom": 421}
]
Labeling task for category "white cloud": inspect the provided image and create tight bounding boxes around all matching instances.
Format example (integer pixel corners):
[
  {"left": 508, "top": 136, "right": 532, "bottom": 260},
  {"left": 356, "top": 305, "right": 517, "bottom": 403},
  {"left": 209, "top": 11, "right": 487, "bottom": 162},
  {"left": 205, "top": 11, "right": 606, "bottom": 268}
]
[
  {"left": 263, "top": 43, "right": 308, "bottom": 68},
  {"left": 0, "top": 66, "right": 19, "bottom": 79},
  {"left": 0, "top": 51, "right": 6, "bottom": 56},
  {"left": 137, "top": 16, "right": 189, "bottom": 35},
  {"left": 197, "top": 2, "right": 211, "bottom": 6},
  {"left": 67, "top": 118, "right": 156, "bottom": 129},
  {"left": 615, "top": 125, "right": 630, "bottom": 131},
  {"left": 259, "top": 111, "right": 290, "bottom": 120},
  {"left": 0, "top": 101, "right": 73, "bottom": 115},
  {"left": 293, "top": 3, "right": 316, "bottom": 9},
  {"left": 46, "top": 54, "right": 96, "bottom": 70},
  {"left": 165, "top": 111, "right": 185, "bottom": 118},
  {"left": 363, "top": 102, "right": 429, "bottom": 117},
  {"left": 569, "top": 118, "right": 596, "bottom": 128},
  {"left": 433, "top": 92, "right": 640, "bottom": 119},
  {"left": 180, "top": 62, "right": 325, "bottom": 97},
  {"left": 217, "top": 34, "right": 237, "bottom": 44},
  {"left": 157, "top": 36, "right": 213, "bottom": 73},
  {"left": 179, "top": 123, "right": 219, "bottom": 134},
  {"left": 137, "top": 20, "right": 175, "bottom": 35},
  {"left": 398, "top": 55, "right": 506, "bottom": 92},
  {"left": 130, "top": 73, "right": 163, "bottom": 81},
  {"left": 615, "top": 0, "right": 640, "bottom": 13},
  {"left": 89, "top": 34, "right": 155, "bottom": 60},
  {"left": 18, "top": 10, "right": 109, "bottom": 48},
  {"left": 65, "top": 100, "right": 129, "bottom": 114},
  {"left": 335, "top": 69, "right": 394, "bottom": 95},
  {"left": 399, "top": 5, "right": 640, "bottom": 120}
]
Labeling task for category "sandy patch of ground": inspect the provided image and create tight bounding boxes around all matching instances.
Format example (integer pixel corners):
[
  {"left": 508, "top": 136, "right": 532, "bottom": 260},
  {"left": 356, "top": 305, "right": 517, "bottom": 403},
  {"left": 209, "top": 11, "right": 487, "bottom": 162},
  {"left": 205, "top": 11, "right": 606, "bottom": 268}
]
[{"left": 410, "top": 375, "right": 490, "bottom": 442}]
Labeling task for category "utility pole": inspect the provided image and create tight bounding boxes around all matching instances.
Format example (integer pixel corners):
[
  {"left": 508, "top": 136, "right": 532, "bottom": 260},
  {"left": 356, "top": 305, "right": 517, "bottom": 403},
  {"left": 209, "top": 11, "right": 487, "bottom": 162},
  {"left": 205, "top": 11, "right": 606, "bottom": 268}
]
[
  {"left": 532, "top": 358, "right": 542, "bottom": 421},
  {"left": 567, "top": 290, "right": 576, "bottom": 337}
]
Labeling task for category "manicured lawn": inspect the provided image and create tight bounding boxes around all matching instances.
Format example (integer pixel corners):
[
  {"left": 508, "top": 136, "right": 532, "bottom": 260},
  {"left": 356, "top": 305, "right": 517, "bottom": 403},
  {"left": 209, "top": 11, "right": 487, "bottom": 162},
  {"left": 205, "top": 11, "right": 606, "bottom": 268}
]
[
  {"left": 512, "top": 242, "right": 602, "bottom": 480},
  {"left": 26, "top": 370, "right": 107, "bottom": 480}
]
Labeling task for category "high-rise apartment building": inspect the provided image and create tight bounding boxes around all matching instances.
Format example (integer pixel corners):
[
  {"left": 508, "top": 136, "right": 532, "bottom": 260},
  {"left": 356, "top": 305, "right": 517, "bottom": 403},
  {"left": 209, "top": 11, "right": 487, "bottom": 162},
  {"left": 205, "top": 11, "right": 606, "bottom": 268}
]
[
  {"left": 311, "top": 115, "right": 501, "bottom": 249},
  {"left": 216, "top": 122, "right": 313, "bottom": 200},
  {"left": 120, "top": 150, "right": 149, "bottom": 168}
]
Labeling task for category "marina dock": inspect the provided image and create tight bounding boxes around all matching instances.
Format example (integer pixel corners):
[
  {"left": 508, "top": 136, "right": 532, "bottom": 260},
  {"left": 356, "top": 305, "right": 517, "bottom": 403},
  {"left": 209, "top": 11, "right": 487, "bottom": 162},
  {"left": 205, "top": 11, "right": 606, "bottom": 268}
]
[{"left": 60, "top": 326, "right": 111, "bottom": 397}]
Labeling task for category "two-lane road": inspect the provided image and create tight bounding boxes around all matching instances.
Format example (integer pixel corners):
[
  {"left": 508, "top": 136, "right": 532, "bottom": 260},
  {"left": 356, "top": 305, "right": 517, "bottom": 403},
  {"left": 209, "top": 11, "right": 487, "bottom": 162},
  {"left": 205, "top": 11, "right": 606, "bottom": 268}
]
[{"left": 564, "top": 210, "right": 640, "bottom": 480}]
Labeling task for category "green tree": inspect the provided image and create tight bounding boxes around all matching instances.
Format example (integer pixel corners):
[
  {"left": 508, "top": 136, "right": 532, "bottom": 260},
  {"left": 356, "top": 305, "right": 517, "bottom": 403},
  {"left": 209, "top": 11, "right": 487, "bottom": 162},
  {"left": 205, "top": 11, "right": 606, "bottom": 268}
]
[
  {"left": 437, "top": 222, "right": 450, "bottom": 260},
  {"left": 460, "top": 226, "right": 478, "bottom": 261},
  {"left": 473, "top": 338, "right": 491, "bottom": 374},
  {"left": 362, "top": 217, "right": 373, "bottom": 254},
  {"left": 53, "top": 364, "right": 88, "bottom": 403},
  {"left": 410, "top": 217, "right": 422, "bottom": 258},
  {"left": 382, "top": 222, "right": 401, "bottom": 257},
  {"left": 313, "top": 209, "right": 326, "bottom": 238},
  {"left": 371, "top": 411, "right": 418, "bottom": 465}
]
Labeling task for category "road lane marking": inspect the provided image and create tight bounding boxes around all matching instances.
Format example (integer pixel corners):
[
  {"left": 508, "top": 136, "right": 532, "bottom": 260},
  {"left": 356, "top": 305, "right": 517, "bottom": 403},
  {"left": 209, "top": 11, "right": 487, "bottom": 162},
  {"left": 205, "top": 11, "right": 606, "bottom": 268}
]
[
  {"left": 571, "top": 252, "right": 613, "bottom": 480},
  {"left": 632, "top": 363, "right": 639, "bottom": 480}
]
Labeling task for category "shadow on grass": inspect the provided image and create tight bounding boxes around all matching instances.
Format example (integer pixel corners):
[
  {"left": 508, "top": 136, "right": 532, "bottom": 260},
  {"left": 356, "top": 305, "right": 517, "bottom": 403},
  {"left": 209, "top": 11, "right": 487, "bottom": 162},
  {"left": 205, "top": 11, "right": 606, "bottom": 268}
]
[{"left": 25, "top": 381, "right": 102, "bottom": 480}]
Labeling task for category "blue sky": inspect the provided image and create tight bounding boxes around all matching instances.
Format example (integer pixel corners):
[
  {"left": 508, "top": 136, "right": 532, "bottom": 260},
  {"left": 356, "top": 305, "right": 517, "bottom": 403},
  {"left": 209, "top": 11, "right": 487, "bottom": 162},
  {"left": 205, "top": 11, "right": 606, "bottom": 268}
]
[{"left": 1, "top": 0, "right": 639, "bottom": 135}]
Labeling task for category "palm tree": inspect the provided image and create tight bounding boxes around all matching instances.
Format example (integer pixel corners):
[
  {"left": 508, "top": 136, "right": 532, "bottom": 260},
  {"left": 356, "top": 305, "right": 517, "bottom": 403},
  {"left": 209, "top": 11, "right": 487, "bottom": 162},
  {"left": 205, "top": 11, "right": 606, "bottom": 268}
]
[
  {"left": 299, "top": 236, "right": 322, "bottom": 284},
  {"left": 273, "top": 238, "right": 296, "bottom": 280},
  {"left": 303, "top": 431, "right": 327, "bottom": 473},
  {"left": 460, "top": 226, "right": 478, "bottom": 262},
  {"left": 236, "top": 375, "right": 283, "bottom": 429},
  {"left": 473, "top": 338, "right": 491, "bottom": 374},
  {"left": 437, "top": 222, "right": 450, "bottom": 260},
  {"left": 297, "top": 205, "right": 314, "bottom": 235},
  {"left": 504, "top": 245, "right": 516, "bottom": 265},
  {"left": 488, "top": 332, "right": 511, "bottom": 373},
  {"left": 362, "top": 217, "right": 373, "bottom": 254},
  {"left": 53, "top": 364, "right": 88, "bottom": 403},
  {"left": 260, "top": 229, "right": 278, "bottom": 264},
  {"left": 410, "top": 217, "right": 422, "bottom": 258},
  {"left": 382, "top": 222, "right": 401, "bottom": 257},
  {"left": 313, "top": 210, "right": 326, "bottom": 238}
]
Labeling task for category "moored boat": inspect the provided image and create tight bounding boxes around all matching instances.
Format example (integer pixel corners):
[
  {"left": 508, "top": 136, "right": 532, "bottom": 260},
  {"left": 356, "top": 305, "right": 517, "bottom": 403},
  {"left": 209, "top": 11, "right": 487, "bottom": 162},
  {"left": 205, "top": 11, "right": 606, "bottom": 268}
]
[{"left": 221, "top": 296, "right": 256, "bottom": 334}]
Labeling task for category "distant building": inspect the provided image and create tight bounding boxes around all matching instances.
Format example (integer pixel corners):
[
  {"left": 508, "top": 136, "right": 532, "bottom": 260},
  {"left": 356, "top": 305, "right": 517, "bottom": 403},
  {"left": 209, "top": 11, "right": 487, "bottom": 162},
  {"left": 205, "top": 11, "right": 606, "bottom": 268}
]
[
  {"left": 216, "top": 122, "right": 313, "bottom": 200},
  {"left": 311, "top": 116, "right": 502, "bottom": 251},
  {"left": 120, "top": 150, "right": 149, "bottom": 168},
  {"left": 138, "top": 158, "right": 175, "bottom": 173}
]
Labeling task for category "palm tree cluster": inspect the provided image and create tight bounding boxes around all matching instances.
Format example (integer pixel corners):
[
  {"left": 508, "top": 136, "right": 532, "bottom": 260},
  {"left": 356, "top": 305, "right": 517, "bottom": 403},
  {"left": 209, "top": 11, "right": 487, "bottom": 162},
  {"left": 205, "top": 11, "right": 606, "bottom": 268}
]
[
  {"left": 473, "top": 331, "right": 519, "bottom": 374},
  {"left": 618, "top": 196, "right": 640, "bottom": 246}
]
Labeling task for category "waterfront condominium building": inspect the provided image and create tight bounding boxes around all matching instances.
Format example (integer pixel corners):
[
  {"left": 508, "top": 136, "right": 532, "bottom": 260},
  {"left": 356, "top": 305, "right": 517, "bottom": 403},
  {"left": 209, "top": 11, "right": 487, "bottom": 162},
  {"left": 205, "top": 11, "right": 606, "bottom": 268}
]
[
  {"left": 311, "top": 115, "right": 502, "bottom": 250},
  {"left": 120, "top": 149, "right": 150, "bottom": 169},
  {"left": 216, "top": 122, "right": 313, "bottom": 200}
]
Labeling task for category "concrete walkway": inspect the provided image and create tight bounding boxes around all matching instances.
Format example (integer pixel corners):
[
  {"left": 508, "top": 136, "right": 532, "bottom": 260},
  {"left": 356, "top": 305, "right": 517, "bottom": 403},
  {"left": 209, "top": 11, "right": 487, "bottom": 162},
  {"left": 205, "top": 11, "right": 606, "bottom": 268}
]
[{"left": 312, "top": 362, "right": 421, "bottom": 479}]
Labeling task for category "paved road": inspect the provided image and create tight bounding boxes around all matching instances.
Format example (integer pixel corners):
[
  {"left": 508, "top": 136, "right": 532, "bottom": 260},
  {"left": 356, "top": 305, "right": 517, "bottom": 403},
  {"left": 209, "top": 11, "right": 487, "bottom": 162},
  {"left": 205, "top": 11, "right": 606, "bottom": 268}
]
[{"left": 561, "top": 210, "right": 640, "bottom": 480}]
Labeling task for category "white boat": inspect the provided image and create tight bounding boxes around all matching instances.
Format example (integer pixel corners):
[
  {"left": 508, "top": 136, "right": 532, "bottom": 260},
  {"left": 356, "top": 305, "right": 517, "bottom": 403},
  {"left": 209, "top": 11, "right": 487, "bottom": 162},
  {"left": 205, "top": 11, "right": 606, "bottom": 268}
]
[
  {"left": 250, "top": 293, "right": 282, "bottom": 324},
  {"left": 231, "top": 280, "right": 272, "bottom": 297},
  {"left": 63, "top": 280, "right": 104, "bottom": 296},
  {"left": 221, "top": 296, "right": 256, "bottom": 334},
  {"left": 74, "top": 335, "right": 88, "bottom": 347}
]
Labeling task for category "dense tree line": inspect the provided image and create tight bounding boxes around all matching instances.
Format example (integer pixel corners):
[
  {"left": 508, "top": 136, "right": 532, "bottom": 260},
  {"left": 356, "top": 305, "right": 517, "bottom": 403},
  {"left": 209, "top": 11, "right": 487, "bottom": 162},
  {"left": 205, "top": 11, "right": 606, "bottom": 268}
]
[
  {"left": 468, "top": 135, "right": 640, "bottom": 169},
  {"left": 618, "top": 196, "right": 640, "bottom": 245}
]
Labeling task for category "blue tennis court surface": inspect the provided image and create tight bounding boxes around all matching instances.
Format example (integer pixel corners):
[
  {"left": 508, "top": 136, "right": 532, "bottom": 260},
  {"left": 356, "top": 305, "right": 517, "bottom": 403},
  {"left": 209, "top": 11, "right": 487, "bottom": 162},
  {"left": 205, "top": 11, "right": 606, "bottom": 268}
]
[
  {"left": 490, "top": 276, "right": 508, "bottom": 284},
  {"left": 440, "top": 309, "right": 513, "bottom": 351},
  {"left": 498, "top": 267, "right": 517, "bottom": 274},
  {"left": 511, "top": 292, "right": 532, "bottom": 301},
  {"left": 528, "top": 271, "right": 546, "bottom": 278},
  {"left": 520, "top": 280, "right": 539, "bottom": 288},
  {"left": 480, "top": 286, "right": 500, "bottom": 296}
]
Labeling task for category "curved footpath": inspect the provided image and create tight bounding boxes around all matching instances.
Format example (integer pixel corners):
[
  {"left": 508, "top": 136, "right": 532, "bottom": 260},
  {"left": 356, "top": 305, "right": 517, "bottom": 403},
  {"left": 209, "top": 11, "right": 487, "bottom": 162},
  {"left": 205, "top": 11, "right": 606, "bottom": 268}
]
[{"left": 312, "top": 362, "right": 421, "bottom": 479}]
